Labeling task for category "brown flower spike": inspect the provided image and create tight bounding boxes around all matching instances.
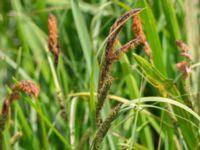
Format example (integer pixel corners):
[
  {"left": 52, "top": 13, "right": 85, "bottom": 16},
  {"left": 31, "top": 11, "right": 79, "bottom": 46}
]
[
  {"left": 94, "top": 9, "right": 153, "bottom": 150},
  {"left": 2, "top": 80, "right": 39, "bottom": 114},
  {"left": 176, "top": 40, "right": 192, "bottom": 60},
  {"left": 133, "top": 14, "right": 152, "bottom": 58},
  {"left": 12, "top": 80, "right": 40, "bottom": 97},
  {"left": 96, "top": 9, "right": 142, "bottom": 127},
  {"left": 0, "top": 80, "right": 39, "bottom": 149},
  {"left": 176, "top": 61, "right": 191, "bottom": 76},
  {"left": 48, "top": 13, "right": 59, "bottom": 66}
]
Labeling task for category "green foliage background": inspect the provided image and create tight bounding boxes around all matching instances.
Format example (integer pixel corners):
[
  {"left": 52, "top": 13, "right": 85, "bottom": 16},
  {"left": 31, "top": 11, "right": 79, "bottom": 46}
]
[{"left": 0, "top": 0, "right": 199, "bottom": 149}]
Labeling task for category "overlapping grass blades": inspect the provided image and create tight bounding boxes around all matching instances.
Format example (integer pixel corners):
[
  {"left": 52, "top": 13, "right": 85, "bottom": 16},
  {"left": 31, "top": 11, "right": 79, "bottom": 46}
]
[{"left": 133, "top": 53, "right": 199, "bottom": 149}]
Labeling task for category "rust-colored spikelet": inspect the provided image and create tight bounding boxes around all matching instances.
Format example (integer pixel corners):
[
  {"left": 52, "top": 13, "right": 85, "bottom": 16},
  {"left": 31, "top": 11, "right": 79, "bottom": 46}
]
[
  {"left": 133, "top": 14, "right": 152, "bottom": 58},
  {"left": 176, "top": 40, "right": 192, "bottom": 60},
  {"left": 1, "top": 80, "right": 39, "bottom": 115},
  {"left": 143, "top": 41, "right": 152, "bottom": 57},
  {"left": 0, "top": 80, "right": 39, "bottom": 148},
  {"left": 48, "top": 13, "right": 59, "bottom": 66},
  {"left": 133, "top": 15, "right": 145, "bottom": 42},
  {"left": 2, "top": 81, "right": 40, "bottom": 114},
  {"left": 12, "top": 81, "right": 40, "bottom": 98},
  {"left": 176, "top": 61, "right": 191, "bottom": 76},
  {"left": 95, "top": 9, "right": 153, "bottom": 150}
]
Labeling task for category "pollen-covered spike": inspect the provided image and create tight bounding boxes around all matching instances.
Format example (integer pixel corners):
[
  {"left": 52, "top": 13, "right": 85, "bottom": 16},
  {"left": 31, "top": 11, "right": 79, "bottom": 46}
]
[
  {"left": 105, "top": 9, "right": 143, "bottom": 60},
  {"left": 143, "top": 41, "right": 152, "bottom": 58},
  {"left": 176, "top": 40, "right": 189, "bottom": 53},
  {"left": 48, "top": 14, "right": 57, "bottom": 50},
  {"left": 133, "top": 14, "right": 145, "bottom": 42},
  {"left": 48, "top": 13, "right": 60, "bottom": 66},
  {"left": 176, "top": 40, "right": 192, "bottom": 60},
  {"left": 176, "top": 61, "right": 191, "bottom": 76},
  {"left": 133, "top": 14, "right": 152, "bottom": 58},
  {"left": 12, "top": 81, "right": 40, "bottom": 98},
  {"left": 110, "top": 8, "right": 142, "bottom": 32},
  {"left": 112, "top": 39, "right": 140, "bottom": 60}
]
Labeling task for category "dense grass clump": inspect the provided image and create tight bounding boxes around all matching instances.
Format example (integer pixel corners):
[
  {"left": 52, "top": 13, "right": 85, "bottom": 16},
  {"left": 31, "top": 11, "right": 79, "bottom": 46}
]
[{"left": 0, "top": 0, "right": 200, "bottom": 150}]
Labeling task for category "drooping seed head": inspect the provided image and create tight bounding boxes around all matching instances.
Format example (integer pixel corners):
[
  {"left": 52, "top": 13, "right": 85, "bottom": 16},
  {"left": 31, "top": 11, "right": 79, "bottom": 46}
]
[
  {"left": 133, "top": 14, "right": 145, "bottom": 42},
  {"left": 133, "top": 14, "right": 152, "bottom": 58},
  {"left": 12, "top": 81, "right": 40, "bottom": 98}
]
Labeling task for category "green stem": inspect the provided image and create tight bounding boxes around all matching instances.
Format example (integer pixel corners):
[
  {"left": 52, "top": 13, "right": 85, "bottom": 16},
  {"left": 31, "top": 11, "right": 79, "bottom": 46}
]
[{"left": 44, "top": 45, "right": 66, "bottom": 118}]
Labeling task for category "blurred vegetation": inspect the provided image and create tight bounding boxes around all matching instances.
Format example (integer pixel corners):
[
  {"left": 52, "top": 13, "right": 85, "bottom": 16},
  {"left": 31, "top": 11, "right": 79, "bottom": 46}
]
[{"left": 0, "top": 0, "right": 200, "bottom": 149}]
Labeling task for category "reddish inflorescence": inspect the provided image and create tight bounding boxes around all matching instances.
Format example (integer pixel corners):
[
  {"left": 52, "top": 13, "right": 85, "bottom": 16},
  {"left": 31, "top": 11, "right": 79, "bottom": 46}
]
[
  {"left": 0, "top": 80, "right": 40, "bottom": 145},
  {"left": 2, "top": 81, "right": 39, "bottom": 114},
  {"left": 176, "top": 40, "right": 192, "bottom": 77},
  {"left": 95, "top": 9, "right": 154, "bottom": 150},
  {"left": 176, "top": 61, "right": 191, "bottom": 76},
  {"left": 133, "top": 15, "right": 145, "bottom": 42},
  {"left": 176, "top": 40, "right": 192, "bottom": 60},
  {"left": 48, "top": 13, "right": 59, "bottom": 65},
  {"left": 133, "top": 14, "right": 152, "bottom": 57},
  {"left": 13, "top": 80, "right": 40, "bottom": 98}
]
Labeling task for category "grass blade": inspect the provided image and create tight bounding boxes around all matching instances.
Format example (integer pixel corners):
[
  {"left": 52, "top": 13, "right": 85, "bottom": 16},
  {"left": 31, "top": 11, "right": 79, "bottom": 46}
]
[{"left": 70, "top": 0, "right": 92, "bottom": 74}]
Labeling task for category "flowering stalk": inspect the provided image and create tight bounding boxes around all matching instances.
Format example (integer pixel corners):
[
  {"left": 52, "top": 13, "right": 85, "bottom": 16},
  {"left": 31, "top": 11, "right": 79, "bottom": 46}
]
[
  {"left": 96, "top": 9, "right": 142, "bottom": 127},
  {"left": 48, "top": 13, "right": 66, "bottom": 118},
  {"left": 48, "top": 13, "right": 60, "bottom": 66},
  {"left": 176, "top": 40, "right": 193, "bottom": 108},
  {"left": 0, "top": 81, "right": 39, "bottom": 149},
  {"left": 93, "top": 103, "right": 122, "bottom": 150},
  {"left": 176, "top": 40, "right": 192, "bottom": 60},
  {"left": 94, "top": 9, "right": 152, "bottom": 150}
]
